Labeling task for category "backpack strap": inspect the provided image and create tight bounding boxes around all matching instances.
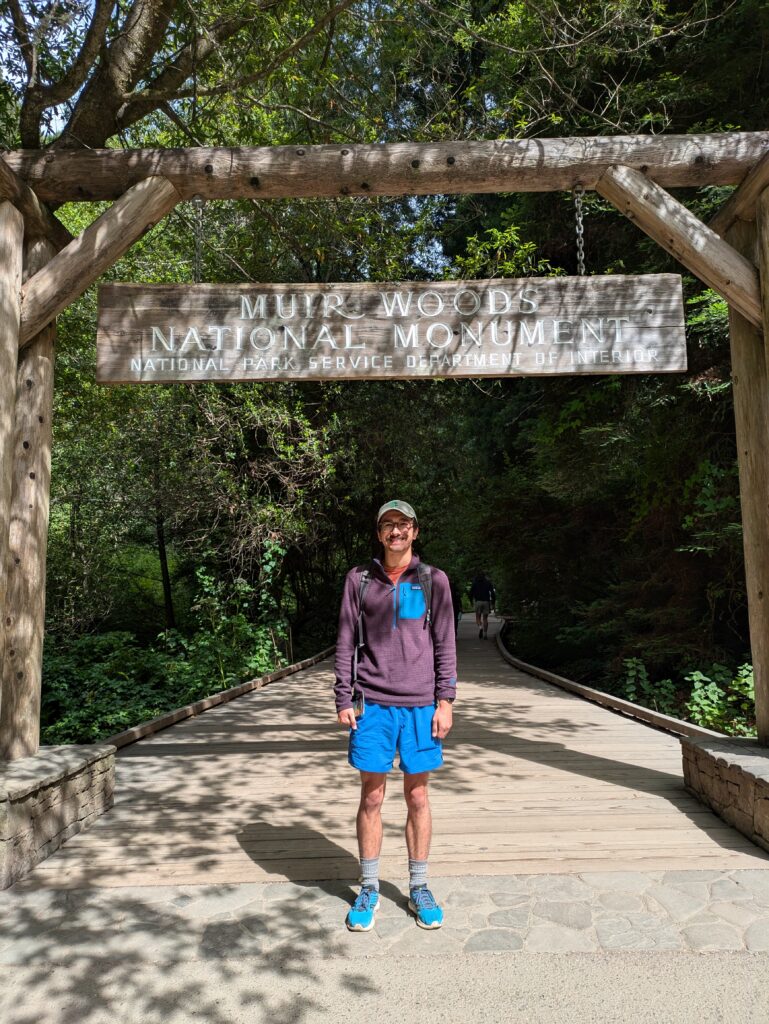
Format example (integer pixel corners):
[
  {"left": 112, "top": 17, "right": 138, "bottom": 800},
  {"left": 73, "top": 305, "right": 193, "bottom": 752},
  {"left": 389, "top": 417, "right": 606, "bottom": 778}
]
[
  {"left": 352, "top": 564, "right": 373, "bottom": 686},
  {"left": 416, "top": 562, "right": 433, "bottom": 630}
]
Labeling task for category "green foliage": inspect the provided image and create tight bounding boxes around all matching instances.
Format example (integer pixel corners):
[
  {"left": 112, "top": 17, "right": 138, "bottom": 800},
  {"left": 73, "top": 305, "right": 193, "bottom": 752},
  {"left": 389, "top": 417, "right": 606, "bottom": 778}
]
[
  {"left": 5, "top": 0, "right": 767, "bottom": 745},
  {"left": 452, "top": 222, "right": 555, "bottom": 280},
  {"left": 41, "top": 633, "right": 174, "bottom": 745},
  {"left": 608, "top": 657, "right": 756, "bottom": 736},
  {"left": 619, "top": 658, "right": 678, "bottom": 717},
  {"left": 159, "top": 569, "right": 286, "bottom": 691},
  {"left": 685, "top": 663, "right": 756, "bottom": 735},
  {"left": 41, "top": 573, "right": 287, "bottom": 745}
]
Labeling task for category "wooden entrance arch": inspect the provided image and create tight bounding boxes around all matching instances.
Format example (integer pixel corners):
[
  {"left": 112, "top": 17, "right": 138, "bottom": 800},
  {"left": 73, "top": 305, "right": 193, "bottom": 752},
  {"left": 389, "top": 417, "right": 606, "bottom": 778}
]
[{"left": 2, "top": 131, "right": 769, "bottom": 765}]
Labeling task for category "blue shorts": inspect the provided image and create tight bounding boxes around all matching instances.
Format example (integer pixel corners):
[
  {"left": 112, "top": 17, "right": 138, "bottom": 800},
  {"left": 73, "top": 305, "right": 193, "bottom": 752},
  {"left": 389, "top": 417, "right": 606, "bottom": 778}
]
[{"left": 348, "top": 703, "right": 443, "bottom": 775}]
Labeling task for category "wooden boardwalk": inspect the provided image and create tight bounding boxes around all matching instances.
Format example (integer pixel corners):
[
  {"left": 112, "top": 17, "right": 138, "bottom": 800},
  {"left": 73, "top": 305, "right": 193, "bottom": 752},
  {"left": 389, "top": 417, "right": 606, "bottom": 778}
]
[{"left": 24, "top": 619, "right": 769, "bottom": 889}]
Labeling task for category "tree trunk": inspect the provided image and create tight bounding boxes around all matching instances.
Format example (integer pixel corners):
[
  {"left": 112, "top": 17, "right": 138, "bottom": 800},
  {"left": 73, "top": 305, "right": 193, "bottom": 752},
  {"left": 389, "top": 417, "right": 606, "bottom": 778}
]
[{"left": 156, "top": 510, "right": 176, "bottom": 631}]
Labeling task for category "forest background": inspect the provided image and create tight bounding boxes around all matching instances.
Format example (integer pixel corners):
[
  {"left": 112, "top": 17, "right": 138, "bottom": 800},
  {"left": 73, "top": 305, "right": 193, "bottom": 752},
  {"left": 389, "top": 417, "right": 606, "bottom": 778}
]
[{"left": 1, "top": 0, "right": 766, "bottom": 742}]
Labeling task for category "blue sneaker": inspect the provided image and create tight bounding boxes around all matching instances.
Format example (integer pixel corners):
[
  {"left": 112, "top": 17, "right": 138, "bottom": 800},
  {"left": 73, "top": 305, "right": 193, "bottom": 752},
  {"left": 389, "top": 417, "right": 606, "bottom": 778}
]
[
  {"left": 409, "top": 886, "right": 444, "bottom": 929},
  {"left": 346, "top": 886, "right": 379, "bottom": 931}
]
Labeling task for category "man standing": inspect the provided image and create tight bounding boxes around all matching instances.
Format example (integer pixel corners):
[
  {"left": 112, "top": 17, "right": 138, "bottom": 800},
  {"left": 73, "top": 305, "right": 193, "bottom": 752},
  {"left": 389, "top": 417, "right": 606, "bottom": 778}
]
[
  {"left": 470, "top": 571, "right": 496, "bottom": 639},
  {"left": 335, "top": 500, "right": 457, "bottom": 932}
]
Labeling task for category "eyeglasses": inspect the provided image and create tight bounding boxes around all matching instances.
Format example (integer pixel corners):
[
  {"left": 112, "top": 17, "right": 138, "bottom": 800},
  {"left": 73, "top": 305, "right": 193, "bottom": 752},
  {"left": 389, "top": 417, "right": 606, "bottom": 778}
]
[{"left": 379, "top": 519, "right": 414, "bottom": 534}]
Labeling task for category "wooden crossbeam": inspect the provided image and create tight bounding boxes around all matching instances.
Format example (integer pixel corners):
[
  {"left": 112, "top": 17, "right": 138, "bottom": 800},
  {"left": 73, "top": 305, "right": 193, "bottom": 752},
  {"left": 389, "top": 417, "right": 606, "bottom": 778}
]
[
  {"left": 596, "top": 164, "right": 762, "bottom": 329},
  {"left": 4, "top": 132, "right": 769, "bottom": 203},
  {"left": 709, "top": 150, "right": 769, "bottom": 238},
  {"left": 19, "top": 176, "right": 181, "bottom": 347},
  {"left": 0, "top": 158, "right": 72, "bottom": 249}
]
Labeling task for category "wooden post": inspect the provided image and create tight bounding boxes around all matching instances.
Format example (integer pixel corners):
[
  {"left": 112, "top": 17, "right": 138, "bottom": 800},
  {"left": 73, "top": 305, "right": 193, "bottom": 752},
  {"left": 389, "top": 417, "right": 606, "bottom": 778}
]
[
  {"left": 727, "top": 216, "right": 769, "bottom": 745},
  {"left": 751, "top": 190, "right": 769, "bottom": 744},
  {"left": 0, "top": 202, "right": 24, "bottom": 699},
  {"left": 0, "top": 237, "right": 56, "bottom": 761}
]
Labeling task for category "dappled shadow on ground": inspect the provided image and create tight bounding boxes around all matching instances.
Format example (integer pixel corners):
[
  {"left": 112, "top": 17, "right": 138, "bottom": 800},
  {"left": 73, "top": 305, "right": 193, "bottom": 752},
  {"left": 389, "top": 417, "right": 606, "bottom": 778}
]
[
  {"left": 5, "top": 631, "right": 768, "bottom": 1021},
  {"left": 14, "top": 634, "right": 767, "bottom": 895},
  {"left": 233, "top": 824, "right": 410, "bottom": 913},
  {"left": 1, "top": 880, "right": 381, "bottom": 1024}
]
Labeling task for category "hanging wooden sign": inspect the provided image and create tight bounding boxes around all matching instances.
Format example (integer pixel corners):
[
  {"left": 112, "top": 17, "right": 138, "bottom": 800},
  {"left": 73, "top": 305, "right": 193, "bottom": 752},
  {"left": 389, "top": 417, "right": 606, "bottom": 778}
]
[{"left": 96, "top": 274, "right": 687, "bottom": 384}]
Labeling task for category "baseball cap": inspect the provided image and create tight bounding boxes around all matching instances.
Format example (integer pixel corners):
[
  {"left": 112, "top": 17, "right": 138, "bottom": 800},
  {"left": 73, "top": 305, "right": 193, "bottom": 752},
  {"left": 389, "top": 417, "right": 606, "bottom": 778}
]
[{"left": 376, "top": 499, "right": 418, "bottom": 525}]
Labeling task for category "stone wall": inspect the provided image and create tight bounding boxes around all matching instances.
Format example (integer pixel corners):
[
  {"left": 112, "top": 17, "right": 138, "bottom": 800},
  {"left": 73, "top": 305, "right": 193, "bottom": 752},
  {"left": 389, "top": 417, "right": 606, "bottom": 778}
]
[
  {"left": 682, "top": 736, "right": 769, "bottom": 853},
  {"left": 0, "top": 744, "right": 115, "bottom": 889}
]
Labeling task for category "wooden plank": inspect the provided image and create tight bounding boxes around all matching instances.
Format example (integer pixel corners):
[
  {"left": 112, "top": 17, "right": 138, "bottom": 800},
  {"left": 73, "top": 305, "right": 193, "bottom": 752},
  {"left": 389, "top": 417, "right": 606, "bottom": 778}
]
[
  {"left": 0, "top": 237, "right": 56, "bottom": 760},
  {"left": 0, "top": 158, "right": 72, "bottom": 249},
  {"left": 728, "top": 215, "right": 769, "bottom": 746},
  {"left": 596, "top": 164, "right": 762, "bottom": 328},
  {"left": 710, "top": 149, "right": 769, "bottom": 237},
  {"left": 95, "top": 275, "right": 687, "bottom": 384},
  {"left": 63, "top": 814, "right": 733, "bottom": 841},
  {"left": 27, "top": 853, "right": 769, "bottom": 888},
  {"left": 104, "top": 647, "right": 335, "bottom": 748},
  {"left": 0, "top": 202, "right": 23, "bottom": 706},
  {"left": 19, "top": 176, "right": 180, "bottom": 347},
  {"left": 19, "top": 622, "right": 769, "bottom": 885},
  {"left": 5, "top": 132, "right": 769, "bottom": 202}
]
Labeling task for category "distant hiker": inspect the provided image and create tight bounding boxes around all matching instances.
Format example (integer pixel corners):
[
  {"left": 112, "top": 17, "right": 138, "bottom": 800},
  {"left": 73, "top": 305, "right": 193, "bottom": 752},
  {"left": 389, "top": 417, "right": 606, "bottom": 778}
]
[
  {"left": 469, "top": 571, "right": 495, "bottom": 639},
  {"left": 335, "top": 500, "right": 457, "bottom": 932}
]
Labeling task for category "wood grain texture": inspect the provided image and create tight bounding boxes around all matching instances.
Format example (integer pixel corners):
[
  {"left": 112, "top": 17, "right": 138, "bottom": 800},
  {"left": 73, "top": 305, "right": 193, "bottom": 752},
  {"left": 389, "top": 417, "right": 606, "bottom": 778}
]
[
  {"left": 727, "top": 216, "right": 769, "bottom": 746},
  {"left": 0, "top": 202, "right": 23, "bottom": 703},
  {"left": 753, "top": 192, "right": 769, "bottom": 744},
  {"left": 596, "top": 164, "right": 762, "bottom": 328},
  {"left": 0, "top": 238, "right": 56, "bottom": 761},
  {"left": 19, "top": 620, "right": 768, "bottom": 889},
  {"left": 5, "top": 132, "right": 769, "bottom": 203},
  {"left": 96, "top": 275, "right": 687, "bottom": 384},
  {"left": 19, "top": 175, "right": 180, "bottom": 347},
  {"left": 710, "top": 150, "right": 769, "bottom": 237},
  {"left": 0, "top": 158, "right": 71, "bottom": 248}
]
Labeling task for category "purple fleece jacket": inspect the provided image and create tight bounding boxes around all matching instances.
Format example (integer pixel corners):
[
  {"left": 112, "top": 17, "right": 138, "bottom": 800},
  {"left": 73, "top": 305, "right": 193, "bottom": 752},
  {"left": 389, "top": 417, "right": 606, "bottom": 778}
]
[{"left": 334, "top": 555, "right": 458, "bottom": 711}]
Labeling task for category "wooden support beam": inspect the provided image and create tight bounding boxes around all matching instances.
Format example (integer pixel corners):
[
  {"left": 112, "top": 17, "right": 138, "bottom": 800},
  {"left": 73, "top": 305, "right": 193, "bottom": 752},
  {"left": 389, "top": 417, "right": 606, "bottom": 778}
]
[
  {"left": 0, "top": 158, "right": 72, "bottom": 250},
  {"left": 0, "top": 237, "right": 56, "bottom": 761},
  {"left": 710, "top": 150, "right": 769, "bottom": 238},
  {"left": 596, "top": 164, "right": 762, "bottom": 329},
  {"left": 4, "top": 132, "right": 769, "bottom": 203},
  {"left": 0, "top": 202, "right": 24, "bottom": 707},
  {"left": 19, "top": 176, "right": 180, "bottom": 348},
  {"left": 751, "top": 190, "right": 769, "bottom": 744}
]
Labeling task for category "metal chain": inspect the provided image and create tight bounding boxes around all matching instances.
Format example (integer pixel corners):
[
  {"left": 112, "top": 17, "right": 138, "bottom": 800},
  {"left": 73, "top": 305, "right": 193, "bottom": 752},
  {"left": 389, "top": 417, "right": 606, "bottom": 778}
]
[
  {"left": 191, "top": 195, "right": 205, "bottom": 283},
  {"left": 573, "top": 184, "right": 586, "bottom": 276}
]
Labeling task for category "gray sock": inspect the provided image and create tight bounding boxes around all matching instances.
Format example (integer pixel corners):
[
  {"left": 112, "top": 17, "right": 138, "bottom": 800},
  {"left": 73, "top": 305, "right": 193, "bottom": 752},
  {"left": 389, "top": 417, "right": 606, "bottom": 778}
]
[
  {"left": 360, "top": 857, "right": 380, "bottom": 891},
  {"left": 409, "top": 859, "right": 428, "bottom": 890}
]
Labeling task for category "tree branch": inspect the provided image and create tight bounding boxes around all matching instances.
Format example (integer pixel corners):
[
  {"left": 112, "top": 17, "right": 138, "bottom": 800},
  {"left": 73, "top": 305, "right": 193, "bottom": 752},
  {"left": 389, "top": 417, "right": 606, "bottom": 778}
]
[
  {"left": 111, "top": 6, "right": 280, "bottom": 130},
  {"left": 19, "top": 0, "right": 116, "bottom": 146},
  {"left": 123, "top": 0, "right": 357, "bottom": 109},
  {"left": 39, "top": 0, "right": 115, "bottom": 106},
  {"left": 53, "top": 0, "right": 179, "bottom": 149},
  {"left": 6, "top": 0, "right": 35, "bottom": 80}
]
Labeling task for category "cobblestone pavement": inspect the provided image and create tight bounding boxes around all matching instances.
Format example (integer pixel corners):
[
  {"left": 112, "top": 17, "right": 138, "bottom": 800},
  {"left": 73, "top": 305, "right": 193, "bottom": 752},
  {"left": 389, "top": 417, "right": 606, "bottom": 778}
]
[{"left": 4, "top": 868, "right": 769, "bottom": 963}]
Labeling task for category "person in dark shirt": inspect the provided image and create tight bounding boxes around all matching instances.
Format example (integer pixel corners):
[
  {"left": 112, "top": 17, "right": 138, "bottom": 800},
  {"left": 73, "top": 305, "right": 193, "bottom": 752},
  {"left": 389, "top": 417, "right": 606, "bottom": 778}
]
[{"left": 469, "top": 571, "right": 495, "bottom": 639}]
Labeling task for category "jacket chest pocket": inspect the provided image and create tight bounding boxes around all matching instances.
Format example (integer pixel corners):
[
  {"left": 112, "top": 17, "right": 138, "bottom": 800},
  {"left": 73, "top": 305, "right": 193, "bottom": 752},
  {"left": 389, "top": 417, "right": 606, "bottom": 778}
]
[{"left": 398, "top": 583, "right": 426, "bottom": 620}]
